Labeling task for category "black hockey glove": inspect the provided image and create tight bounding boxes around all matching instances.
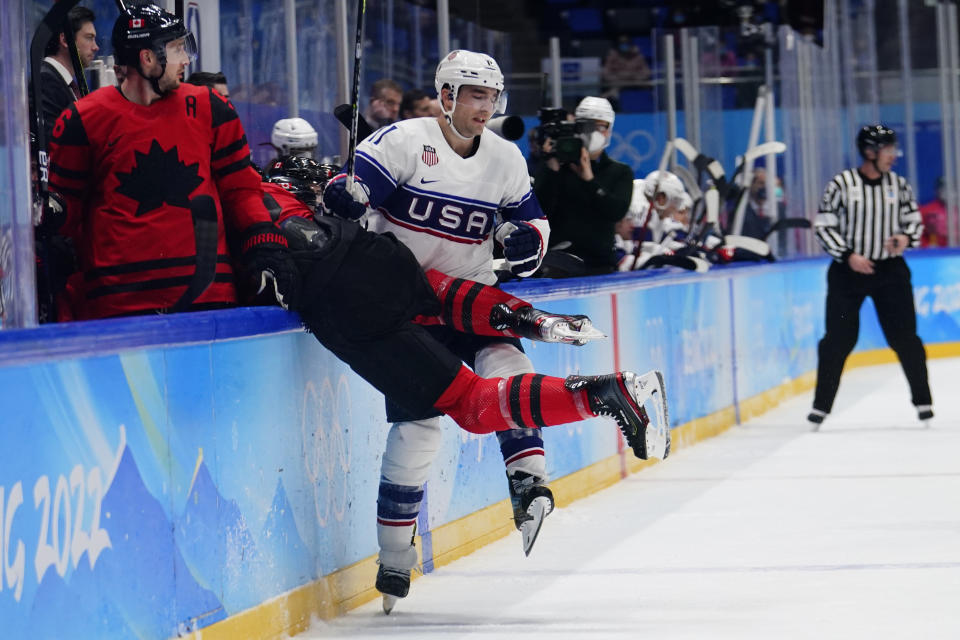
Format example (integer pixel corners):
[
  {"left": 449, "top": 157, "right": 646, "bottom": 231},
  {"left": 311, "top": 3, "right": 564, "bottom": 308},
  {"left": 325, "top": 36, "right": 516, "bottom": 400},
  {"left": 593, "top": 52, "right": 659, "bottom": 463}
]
[
  {"left": 240, "top": 223, "right": 301, "bottom": 311},
  {"left": 322, "top": 177, "right": 369, "bottom": 221},
  {"left": 499, "top": 221, "right": 543, "bottom": 276},
  {"left": 38, "top": 191, "right": 67, "bottom": 232}
]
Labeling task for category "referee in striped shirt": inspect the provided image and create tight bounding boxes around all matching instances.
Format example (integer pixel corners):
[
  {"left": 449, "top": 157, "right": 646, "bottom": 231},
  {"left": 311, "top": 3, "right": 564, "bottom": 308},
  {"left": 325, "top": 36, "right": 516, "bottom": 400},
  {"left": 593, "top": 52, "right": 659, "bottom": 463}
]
[{"left": 808, "top": 124, "right": 933, "bottom": 428}]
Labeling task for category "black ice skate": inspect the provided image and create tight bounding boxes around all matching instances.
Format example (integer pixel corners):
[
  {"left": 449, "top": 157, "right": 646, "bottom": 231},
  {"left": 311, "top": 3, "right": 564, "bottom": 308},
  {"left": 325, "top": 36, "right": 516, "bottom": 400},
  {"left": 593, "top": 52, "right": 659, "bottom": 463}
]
[
  {"left": 917, "top": 404, "right": 933, "bottom": 427},
  {"left": 376, "top": 565, "right": 411, "bottom": 615},
  {"left": 491, "top": 304, "right": 606, "bottom": 346},
  {"left": 507, "top": 471, "right": 555, "bottom": 556},
  {"left": 566, "top": 370, "right": 670, "bottom": 460},
  {"left": 807, "top": 409, "right": 827, "bottom": 431}
]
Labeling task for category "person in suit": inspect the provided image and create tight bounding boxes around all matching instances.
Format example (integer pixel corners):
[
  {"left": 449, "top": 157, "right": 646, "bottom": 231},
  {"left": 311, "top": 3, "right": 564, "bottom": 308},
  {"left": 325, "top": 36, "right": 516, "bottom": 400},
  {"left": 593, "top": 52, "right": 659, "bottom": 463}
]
[{"left": 38, "top": 6, "right": 99, "bottom": 143}]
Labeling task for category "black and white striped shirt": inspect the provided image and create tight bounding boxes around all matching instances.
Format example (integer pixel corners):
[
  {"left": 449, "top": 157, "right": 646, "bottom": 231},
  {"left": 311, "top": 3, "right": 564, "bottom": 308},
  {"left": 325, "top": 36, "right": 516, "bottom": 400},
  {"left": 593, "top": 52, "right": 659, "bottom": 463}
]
[{"left": 814, "top": 169, "right": 923, "bottom": 262}]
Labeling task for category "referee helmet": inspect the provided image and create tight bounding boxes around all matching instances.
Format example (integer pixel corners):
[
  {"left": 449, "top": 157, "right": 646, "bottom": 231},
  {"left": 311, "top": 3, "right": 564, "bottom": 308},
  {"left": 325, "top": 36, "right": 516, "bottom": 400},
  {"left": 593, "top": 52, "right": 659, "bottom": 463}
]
[{"left": 856, "top": 124, "right": 897, "bottom": 158}]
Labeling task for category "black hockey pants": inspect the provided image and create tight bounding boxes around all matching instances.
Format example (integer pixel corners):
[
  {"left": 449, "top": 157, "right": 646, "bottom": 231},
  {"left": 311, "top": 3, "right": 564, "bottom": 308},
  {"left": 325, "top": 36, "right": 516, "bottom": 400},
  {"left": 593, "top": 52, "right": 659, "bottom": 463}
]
[
  {"left": 294, "top": 217, "right": 463, "bottom": 418},
  {"left": 813, "top": 257, "right": 931, "bottom": 413}
]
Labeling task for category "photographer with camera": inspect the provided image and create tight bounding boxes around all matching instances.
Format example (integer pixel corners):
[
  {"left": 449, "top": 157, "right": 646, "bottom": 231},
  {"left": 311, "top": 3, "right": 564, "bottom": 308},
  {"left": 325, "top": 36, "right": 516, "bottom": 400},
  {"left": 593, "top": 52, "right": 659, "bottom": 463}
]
[{"left": 533, "top": 97, "right": 633, "bottom": 275}]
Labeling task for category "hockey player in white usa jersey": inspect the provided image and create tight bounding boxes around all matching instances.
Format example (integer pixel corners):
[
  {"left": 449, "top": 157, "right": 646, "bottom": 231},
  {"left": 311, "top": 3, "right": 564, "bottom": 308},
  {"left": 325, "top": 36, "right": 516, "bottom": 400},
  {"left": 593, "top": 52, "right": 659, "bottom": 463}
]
[{"left": 323, "top": 50, "right": 573, "bottom": 612}]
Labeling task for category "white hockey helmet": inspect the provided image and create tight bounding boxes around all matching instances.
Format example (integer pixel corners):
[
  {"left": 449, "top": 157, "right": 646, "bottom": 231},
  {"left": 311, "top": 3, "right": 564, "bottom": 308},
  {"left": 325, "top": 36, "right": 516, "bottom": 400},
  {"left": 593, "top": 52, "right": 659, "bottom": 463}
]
[
  {"left": 574, "top": 96, "right": 615, "bottom": 129},
  {"left": 435, "top": 50, "right": 507, "bottom": 120},
  {"left": 677, "top": 191, "right": 693, "bottom": 212},
  {"left": 271, "top": 117, "right": 318, "bottom": 157},
  {"left": 642, "top": 170, "right": 686, "bottom": 212}
]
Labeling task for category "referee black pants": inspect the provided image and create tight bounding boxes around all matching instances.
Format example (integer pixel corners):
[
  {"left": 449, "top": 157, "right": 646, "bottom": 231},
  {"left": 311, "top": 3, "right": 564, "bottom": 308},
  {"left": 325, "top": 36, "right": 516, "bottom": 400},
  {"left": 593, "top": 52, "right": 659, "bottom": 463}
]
[{"left": 813, "top": 257, "right": 931, "bottom": 413}]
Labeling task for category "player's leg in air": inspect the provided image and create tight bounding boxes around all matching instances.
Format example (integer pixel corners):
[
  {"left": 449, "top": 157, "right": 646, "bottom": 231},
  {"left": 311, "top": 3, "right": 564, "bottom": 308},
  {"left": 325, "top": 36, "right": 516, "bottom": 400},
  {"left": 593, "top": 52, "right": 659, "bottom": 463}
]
[{"left": 415, "top": 271, "right": 603, "bottom": 562}]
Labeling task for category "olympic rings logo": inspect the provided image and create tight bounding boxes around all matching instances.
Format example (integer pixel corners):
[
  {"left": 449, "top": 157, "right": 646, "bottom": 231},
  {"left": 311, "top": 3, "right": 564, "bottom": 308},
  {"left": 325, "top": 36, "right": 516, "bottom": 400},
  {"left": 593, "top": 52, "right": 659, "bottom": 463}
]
[
  {"left": 608, "top": 129, "right": 657, "bottom": 172},
  {"left": 300, "top": 375, "right": 353, "bottom": 528}
]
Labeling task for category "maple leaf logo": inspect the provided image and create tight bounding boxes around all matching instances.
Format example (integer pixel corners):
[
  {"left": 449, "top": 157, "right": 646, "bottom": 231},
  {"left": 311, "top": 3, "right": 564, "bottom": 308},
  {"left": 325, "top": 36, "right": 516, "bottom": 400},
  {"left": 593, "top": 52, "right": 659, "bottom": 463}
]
[{"left": 115, "top": 140, "right": 204, "bottom": 216}]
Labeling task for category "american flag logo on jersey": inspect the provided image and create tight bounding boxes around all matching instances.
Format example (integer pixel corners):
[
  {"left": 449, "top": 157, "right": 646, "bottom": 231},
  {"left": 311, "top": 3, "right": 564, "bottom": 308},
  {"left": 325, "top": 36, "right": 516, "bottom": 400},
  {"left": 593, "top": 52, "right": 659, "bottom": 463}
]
[{"left": 422, "top": 145, "right": 439, "bottom": 166}]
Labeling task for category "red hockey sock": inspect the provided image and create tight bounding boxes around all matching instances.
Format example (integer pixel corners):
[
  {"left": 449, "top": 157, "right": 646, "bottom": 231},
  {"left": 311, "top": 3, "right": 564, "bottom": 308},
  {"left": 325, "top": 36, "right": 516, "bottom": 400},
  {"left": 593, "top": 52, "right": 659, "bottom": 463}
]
[
  {"left": 434, "top": 366, "right": 596, "bottom": 434},
  {"left": 416, "top": 269, "right": 530, "bottom": 337}
]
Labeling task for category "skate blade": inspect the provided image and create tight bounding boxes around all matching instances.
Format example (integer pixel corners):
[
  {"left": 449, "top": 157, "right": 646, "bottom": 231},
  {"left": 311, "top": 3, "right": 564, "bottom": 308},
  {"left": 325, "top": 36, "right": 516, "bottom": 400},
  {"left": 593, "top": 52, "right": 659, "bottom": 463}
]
[
  {"left": 637, "top": 370, "right": 669, "bottom": 460},
  {"left": 520, "top": 496, "right": 552, "bottom": 556},
  {"left": 382, "top": 594, "right": 399, "bottom": 615},
  {"left": 553, "top": 322, "right": 607, "bottom": 345}
]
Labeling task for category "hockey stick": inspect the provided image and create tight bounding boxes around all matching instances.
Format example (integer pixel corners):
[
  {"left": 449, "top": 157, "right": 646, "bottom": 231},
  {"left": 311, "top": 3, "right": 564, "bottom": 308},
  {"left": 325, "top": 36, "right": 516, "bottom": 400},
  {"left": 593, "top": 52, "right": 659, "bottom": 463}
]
[
  {"left": 344, "top": 0, "right": 367, "bottom": 189},
  {"left": 763, "top": 217, "right": 811, "bottom": 241},
  {"left": 672, "top": 137, "right": 729, "bottom": 198},
  {"left": 641, "top": 253, "right": 711, "bottom": 273},
  {"left": 672, "top": 164, "right": 707, "bottom": 241},
  {"left": 729, "top": 141, "right": 787, "bottom": 236},
  {"left": 672, "top": 164, "right": 702, "bottom": 202},
  {"left": 630, "top": 140, "right": 673, "bottom": 266},
  {"left": 172, "top": 195, "right": 219, "bottom": 312},
  {"left": 722, "top": 234, "right": 771, "bottom": 257},
  {"left": 680, "top": 184, "right": 719, "bottom": 259},
  {"left": 66, "top": 22, "right": 89, "bottom": 96},
  {"left": 729, "top": 140, "right": 787, "bottom": 185},
  {"left": 695, "top": 185, "right": 720, "bottom": 246},
  {"left": 333, "top": 102, "right": 374, "bottom": 141}
]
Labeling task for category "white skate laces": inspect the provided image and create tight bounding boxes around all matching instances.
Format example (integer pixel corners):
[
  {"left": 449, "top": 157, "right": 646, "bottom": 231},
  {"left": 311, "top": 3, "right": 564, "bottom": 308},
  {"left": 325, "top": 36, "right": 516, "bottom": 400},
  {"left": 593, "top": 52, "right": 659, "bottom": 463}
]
[
  {"left": 537, "top": 314, "right": 607, "bottom": 345},
  {"left": 495, "top": 305, "right": 607, "bottom": 346}
]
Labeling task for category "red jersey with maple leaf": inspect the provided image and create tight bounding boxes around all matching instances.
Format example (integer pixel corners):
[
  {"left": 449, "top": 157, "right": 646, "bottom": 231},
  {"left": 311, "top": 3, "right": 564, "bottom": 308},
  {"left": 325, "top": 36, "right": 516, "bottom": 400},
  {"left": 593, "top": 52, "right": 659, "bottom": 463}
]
[{"left": 47, "top": 83, "right": 271, "bottom": 319}]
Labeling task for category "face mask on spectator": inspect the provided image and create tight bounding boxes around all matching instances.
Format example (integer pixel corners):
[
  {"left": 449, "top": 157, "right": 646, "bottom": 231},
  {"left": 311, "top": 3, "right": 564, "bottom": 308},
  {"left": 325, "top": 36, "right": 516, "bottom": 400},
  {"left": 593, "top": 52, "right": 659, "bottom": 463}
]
[{"left": 586, "top": 130, "right": 608, "bottom": 153}]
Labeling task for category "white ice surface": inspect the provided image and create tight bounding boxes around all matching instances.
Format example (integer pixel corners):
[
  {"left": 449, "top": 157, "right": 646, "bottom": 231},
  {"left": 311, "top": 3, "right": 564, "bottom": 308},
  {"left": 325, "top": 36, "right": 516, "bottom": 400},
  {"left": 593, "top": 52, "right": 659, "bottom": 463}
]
[{"left": 302, "top": 359, "right": 960, "bottom": 639}]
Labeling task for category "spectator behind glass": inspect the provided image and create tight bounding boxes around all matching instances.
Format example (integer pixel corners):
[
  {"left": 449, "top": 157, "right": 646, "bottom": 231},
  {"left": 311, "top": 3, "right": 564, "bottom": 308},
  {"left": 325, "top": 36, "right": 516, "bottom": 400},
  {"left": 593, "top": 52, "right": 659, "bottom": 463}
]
[
  {"left": 34, "top": 6, "right": 99, "bottom": 145},
  {"left": 918, "top": 177, "right": 949, "bottom": 247},
  {"left": 533, "top": 97, "right": 633, "bottom": 275},
  {"left": 364, "top": 78, "right": 402, "bottom": 128},
  {"left": 186, "top": 70, "right": 229, "bottom": 99},
  {"left": 43, "top": 2, "right": 299, "bottom": 321},
  {"left": 399, "top": 88, "right": 432, "bottom": 119},
  {"left": 601, "top": 35, "right": 651, "bottom": 110}
]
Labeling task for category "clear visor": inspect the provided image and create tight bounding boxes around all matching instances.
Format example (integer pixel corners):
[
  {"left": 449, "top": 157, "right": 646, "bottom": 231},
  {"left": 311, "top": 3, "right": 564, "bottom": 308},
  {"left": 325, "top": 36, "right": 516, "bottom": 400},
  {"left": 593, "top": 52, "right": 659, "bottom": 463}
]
[
  {"left": 455, "top": 88, "right": 508, "bottom": 115},
  {"left": 164, "top": 33, "right": 198, "bottom": 64}
]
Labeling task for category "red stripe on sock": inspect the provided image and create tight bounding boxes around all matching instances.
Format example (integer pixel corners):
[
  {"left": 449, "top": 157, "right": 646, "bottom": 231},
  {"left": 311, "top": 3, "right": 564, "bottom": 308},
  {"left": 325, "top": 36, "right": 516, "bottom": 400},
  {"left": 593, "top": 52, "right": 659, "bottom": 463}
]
[
  {"left": 422, "top": 269, "right": 532, "bottom": 337},
  {"left": 434, "top": 367, "right": 594, "bottom": 434},
  {"left": 518, "top": 373, "right": 538, "bottom": 428},
  {"left": 504, "top": 449, "right": 545, "bottom": 465},
  {"left": 466, "top": 288, "right": 531, "bottom": 337},
  {"left": 377, "top": 518, "right": 418, "bottom": 527}
]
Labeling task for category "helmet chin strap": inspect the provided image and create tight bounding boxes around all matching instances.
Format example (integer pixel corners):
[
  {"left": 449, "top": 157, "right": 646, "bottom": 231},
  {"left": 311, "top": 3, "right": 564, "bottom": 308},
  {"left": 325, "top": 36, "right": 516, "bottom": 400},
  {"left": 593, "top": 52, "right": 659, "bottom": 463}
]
[
  {"left": 136, "top": 61, "right": 168, "bottom": 96},
  {"left": 440, "top": 89, "right": 476, "bottom": 141}
]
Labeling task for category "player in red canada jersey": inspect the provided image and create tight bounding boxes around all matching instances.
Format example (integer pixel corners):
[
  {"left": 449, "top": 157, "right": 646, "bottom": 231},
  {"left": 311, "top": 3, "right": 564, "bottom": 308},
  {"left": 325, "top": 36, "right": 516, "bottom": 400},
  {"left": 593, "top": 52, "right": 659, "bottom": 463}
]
[{"left": 46, "top": 3, "right": 298, "bottom": 319}]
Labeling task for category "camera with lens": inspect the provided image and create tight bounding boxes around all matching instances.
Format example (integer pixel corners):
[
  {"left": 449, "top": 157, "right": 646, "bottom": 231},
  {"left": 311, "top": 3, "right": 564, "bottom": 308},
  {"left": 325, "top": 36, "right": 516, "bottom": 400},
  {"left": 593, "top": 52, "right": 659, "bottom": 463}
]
[{"left": 536, "top": 107, "right": 596, "bottom": 164}]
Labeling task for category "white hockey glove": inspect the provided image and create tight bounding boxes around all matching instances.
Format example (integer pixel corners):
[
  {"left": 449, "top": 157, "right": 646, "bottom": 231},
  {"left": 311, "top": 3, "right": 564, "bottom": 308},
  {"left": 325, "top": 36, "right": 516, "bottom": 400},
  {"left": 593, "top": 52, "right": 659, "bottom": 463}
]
[
  {"left": 322, "top": 177, "right": 370, "bottom": 221},
  {"left": 496, "top": 221, "right": 543, "bottom": 277}
]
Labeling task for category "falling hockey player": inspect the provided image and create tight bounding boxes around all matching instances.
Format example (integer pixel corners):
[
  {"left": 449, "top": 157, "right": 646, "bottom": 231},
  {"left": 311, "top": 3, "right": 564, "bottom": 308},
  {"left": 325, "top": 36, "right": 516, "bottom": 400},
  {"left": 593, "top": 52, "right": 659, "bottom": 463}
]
[
  {"left": 322, "top": 49, "right": 666, "bottom": 613},
  {"left": 260, "top": 153, "right": 670, "bottom": 613}
]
